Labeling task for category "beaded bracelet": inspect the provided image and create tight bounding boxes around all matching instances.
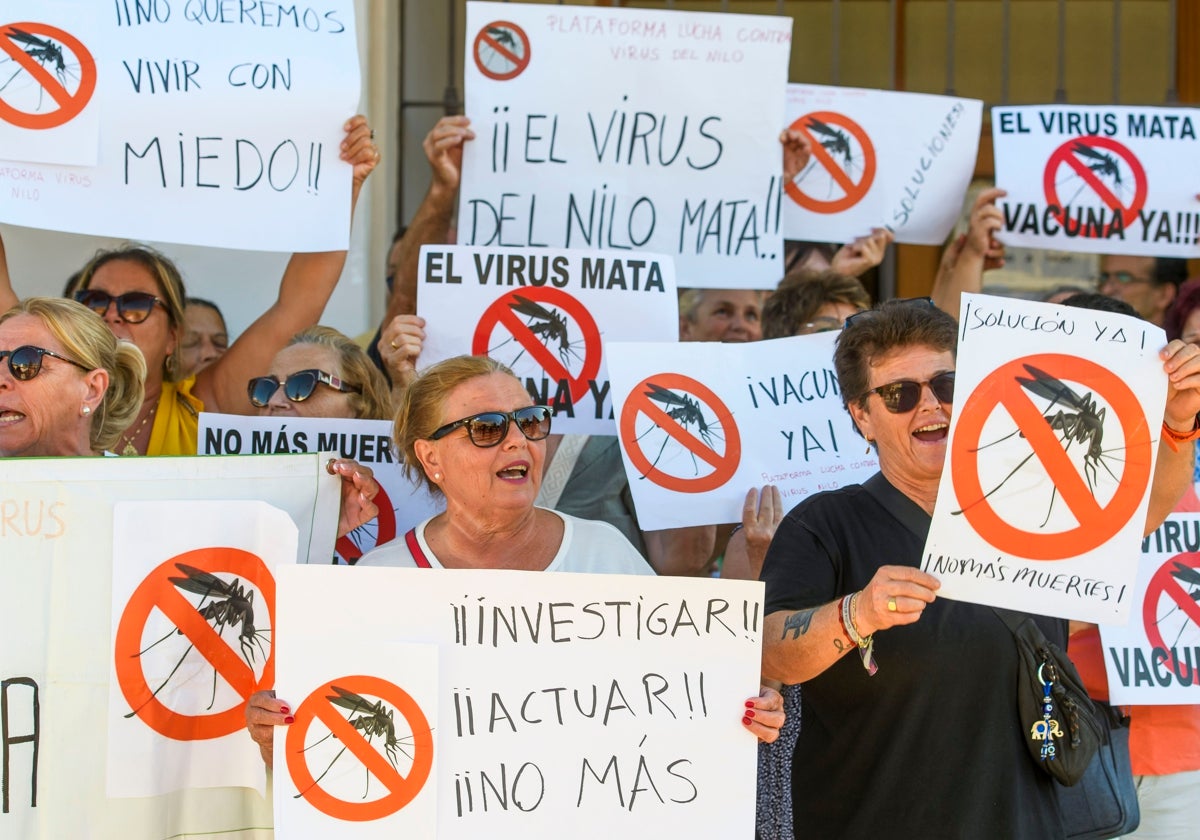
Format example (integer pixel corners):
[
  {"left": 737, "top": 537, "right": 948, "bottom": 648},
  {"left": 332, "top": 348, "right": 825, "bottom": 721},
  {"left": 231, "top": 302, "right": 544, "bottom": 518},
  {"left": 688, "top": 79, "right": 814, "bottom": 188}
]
[{"left": 840, "top": 592, "right": 878, "bottom": 676}]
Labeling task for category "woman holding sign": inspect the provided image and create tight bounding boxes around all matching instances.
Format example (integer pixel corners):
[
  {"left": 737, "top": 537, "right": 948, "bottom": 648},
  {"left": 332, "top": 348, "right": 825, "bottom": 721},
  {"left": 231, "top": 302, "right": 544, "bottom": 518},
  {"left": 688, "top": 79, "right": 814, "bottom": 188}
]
[
  {"left": 246, "top": 355, "right": 786, "bottom": 764},
  {"left": 0, "top": 297, "right": 146, "bottom": 457},
  {"left": 0, "top": 116, "right": 382, "bottom": 457},
  {"left": 759, "top": 299, "right": 1065, "bottom": 838}
]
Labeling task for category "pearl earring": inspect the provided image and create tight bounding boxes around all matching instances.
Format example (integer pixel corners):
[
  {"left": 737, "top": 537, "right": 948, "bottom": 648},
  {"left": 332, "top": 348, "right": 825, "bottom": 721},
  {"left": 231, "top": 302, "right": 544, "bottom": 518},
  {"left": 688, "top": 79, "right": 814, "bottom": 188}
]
[
  {"left": 82, "top": 405, "right": 91, "bottom": 416},
  {"left": 433, "top": 472, "right": 442, "bottom": 481}
]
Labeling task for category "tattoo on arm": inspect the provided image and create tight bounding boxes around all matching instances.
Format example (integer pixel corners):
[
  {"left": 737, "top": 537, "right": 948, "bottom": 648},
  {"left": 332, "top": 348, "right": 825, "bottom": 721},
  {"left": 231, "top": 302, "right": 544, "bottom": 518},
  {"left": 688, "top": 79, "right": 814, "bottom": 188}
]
[
  {"left": 833, "top": 638, "right": 846, "bottom": 653},
  {"left": 781, "top": 608, "right": 816, "bottom": 640}
]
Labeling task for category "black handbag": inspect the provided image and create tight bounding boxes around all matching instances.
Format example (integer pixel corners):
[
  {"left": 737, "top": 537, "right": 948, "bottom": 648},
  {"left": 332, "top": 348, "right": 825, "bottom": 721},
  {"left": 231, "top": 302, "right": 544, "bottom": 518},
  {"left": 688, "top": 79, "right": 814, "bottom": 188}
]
[
  {"left": 1055, "top": 703, "right": 1141, "bottom": 840},
  {"left": 993, "top": 607, "right": 1103, "bottom": 786}
]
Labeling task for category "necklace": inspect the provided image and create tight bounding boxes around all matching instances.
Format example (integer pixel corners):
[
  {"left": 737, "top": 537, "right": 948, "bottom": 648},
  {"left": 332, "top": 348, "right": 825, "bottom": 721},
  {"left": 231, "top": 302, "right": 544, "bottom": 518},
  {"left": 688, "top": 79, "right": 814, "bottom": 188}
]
[{"left": 120, "top": 404, "right": 158, "bottom": 456}]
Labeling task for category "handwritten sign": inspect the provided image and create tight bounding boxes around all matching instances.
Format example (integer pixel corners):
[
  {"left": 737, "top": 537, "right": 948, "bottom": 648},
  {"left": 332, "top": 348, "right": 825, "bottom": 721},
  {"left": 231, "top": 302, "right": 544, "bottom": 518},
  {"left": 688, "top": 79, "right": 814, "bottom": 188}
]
[
  {"left": 1099, "top": 513, "right": 1200, "bottom": 703},
  {"left": 273, "top": 564, "right": 764, "bottom": 837},
  {"left": 606, "top": 333, "right": 878, "bottom": 530},
  {"left": 993, "top": 105, "right": 1200, "bottom": 257},
  {"left": 783, "top": 85, "right": 983, "bottom": 245},
  {"left": 0, "top": 454, "right": 338, "bottom": 840},
  {"left": 458, "top": 2, "right": 791, "bottom": 289},
  {"left": 924, "top": 293, "right": 1166, "bottom": 623},
  {"left": 198, "top": 413, "right": 444, "bottom": 563},
  {"left": 417, "top": 245, "right": 679, "bottom": 436},
  {"left": 0, "top": 0, "right": 360, "bottom": 251}
]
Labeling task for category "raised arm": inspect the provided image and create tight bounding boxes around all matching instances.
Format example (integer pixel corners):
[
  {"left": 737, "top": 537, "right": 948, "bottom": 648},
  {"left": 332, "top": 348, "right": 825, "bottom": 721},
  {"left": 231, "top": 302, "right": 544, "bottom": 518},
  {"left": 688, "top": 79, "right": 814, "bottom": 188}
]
[
  {"left": 930, "top": 187, "right": 1006, "bottom": 321},
  {"left": 193, "top": 115, "right": 379, "bottom": 413},
  {"left": 1145, "top": 339, "right": 1200, "bottom": 533},
  {"left": 383, "top": 116, "right": 475, "bottom": 323},
  {"left": 643, "top": 525, "right": 717, "bottom": 576}
]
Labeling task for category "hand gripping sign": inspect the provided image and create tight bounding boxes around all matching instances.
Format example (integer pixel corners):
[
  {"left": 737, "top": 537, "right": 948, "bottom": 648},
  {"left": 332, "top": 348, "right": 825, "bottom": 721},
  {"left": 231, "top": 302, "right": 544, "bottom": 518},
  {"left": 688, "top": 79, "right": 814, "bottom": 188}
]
[
  {"left": 286, "top": 675, "right": 434, "bottom": 821},
  {"left": 115, "top": 548, "right": 275, "bottom": 740},
  {"left": 785, "top": 111, "right": 877, "bottom": 214},
  {"left": 0, "top": 21, "right": 96, "bottom": 130},
  {"left": 950, "top": 354, "right": 1153, "bottom": 560},
  {"left": 619, "top": 373, "right": 742, "bottom": 493}
]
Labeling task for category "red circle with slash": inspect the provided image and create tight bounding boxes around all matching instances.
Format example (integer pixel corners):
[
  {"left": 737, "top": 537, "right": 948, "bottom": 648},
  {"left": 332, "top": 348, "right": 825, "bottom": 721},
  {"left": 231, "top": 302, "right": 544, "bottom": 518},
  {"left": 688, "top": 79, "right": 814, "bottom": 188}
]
[
  {"left": 114, "top": 548, "right": 275, "bottom": 740},
  {"left": 336, "top": 483, "right": 396, "bottom": 565},
  {"left": 1142, "top": 553, "right": 1200, "bottom": 685},
  {"left": 784, "top": 110, "right": 877, "bottom": 213},
  {"left": 1042, "top": 136, "right": 1147, "bottom": 238},
  {"left": 951, "top": 354, "right": 1153, "bottom": 560},
  {"left": 619, "top": 372, "right": 741, "bottom": 493},
  {"left": 286, "top": 675, "right": 434, "bottom": 821},
  {"left": 472, "top": 286, "right": 602, "bottom": 406},
  {"left": 473, "top": 20, "right": 531, "bottom": 82},
  {"left": 0, "top": 22, "right": 96, "bottom": 129}
]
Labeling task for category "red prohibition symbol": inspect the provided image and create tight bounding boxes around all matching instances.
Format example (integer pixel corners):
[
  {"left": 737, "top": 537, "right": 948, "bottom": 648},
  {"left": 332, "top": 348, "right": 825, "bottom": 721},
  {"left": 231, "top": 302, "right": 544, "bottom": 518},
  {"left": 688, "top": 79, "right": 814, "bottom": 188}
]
[{"left": 0, "top": 22, "right": 96, "bottom": 129}]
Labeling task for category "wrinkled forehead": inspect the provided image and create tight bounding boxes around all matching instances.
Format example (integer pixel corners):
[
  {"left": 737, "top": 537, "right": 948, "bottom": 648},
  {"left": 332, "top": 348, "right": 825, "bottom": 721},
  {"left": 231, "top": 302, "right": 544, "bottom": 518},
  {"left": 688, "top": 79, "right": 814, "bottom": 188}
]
[{"left": 439, "top": 372, "right": 532, "bottom": 420}]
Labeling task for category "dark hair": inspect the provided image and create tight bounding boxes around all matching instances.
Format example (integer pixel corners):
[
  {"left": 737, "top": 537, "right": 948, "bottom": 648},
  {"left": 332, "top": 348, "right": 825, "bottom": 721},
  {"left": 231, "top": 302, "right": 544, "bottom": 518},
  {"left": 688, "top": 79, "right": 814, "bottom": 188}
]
[
  {"left": 1163, "top": 278, "right": 1200, "bottom": 341},
  {"left": 1152, "top": 258, "right": 1189, "bottom": 289},
  {"left": 834, "top": 299, "right": 958, "bottom": 417},
  {"left": 1060, "top": 292, "right": 1139, "bottom": 318},
  {"left": 186, "top": 297, "right": 228, "bottom": 333},
  {"left": 763, "top": 270, "right": 870, "bottom": 339}
]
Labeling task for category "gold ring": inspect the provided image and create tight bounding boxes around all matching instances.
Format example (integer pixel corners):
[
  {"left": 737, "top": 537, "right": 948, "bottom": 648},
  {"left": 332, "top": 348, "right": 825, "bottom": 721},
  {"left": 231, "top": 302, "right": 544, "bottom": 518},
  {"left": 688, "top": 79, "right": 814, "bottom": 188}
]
[
  {"left": 887, "top": 597, "right": 897, "bottom": 612},
  {"left": 389, "top": 340, "right": 399, "bottom": 349}
]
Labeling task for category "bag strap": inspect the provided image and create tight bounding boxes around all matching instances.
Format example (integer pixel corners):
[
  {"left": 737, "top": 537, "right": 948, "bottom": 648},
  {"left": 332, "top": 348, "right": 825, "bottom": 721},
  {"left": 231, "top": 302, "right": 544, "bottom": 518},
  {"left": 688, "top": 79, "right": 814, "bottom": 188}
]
[
  {"left": 860, "top": 474, "right": 1026, "bottom": 635},
  {"left": 405, "top": 527, "right": 433, "bottom": 569}
]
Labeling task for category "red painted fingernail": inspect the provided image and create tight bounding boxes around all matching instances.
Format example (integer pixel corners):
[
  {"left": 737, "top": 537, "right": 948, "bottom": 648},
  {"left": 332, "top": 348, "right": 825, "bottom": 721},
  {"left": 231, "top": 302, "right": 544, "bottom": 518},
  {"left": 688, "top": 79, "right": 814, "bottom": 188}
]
[
  {"left": 746, "top": 710, "right": 755, "bottom": 718},
  {"left": 279, "top": 705, "right": 290, "bottom": 714},
  {"left": 283, "top": 716, "right": 295, "bottom": 725},
  {"left": 742, "top": 716, "right": 751, "bottom": 726},
  {"left": 745, "top": 700, "right": 754, "bottom": 708}
]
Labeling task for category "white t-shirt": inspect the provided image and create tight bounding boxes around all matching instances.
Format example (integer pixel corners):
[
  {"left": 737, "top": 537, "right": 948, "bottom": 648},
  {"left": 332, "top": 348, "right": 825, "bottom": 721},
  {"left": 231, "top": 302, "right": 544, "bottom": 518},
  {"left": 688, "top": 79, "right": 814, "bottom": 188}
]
[{"left": 358, "top": 508, "right": 654, "bottom": 576}]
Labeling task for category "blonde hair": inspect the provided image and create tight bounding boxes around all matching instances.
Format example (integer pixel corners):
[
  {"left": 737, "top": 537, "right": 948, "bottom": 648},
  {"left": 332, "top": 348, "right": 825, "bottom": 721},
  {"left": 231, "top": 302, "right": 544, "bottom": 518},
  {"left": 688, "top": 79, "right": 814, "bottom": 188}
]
[
  {"left": 3, "top": 298, "right": 147, "bottom": 453},
  {"left": 287, "top": 326, "right": 392, "bottom": 420},
  {"left": 394, "top": 355, "right": 513, "bottom": 496},
  {"left": 74, "top": 243, "right": 188, "bottom": 382}
]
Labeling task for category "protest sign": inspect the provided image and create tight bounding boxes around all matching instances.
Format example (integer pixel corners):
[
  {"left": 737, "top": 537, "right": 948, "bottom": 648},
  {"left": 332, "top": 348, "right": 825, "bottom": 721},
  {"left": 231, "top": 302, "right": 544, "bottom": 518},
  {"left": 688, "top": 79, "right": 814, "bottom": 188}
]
[
  {"left": 783, "top": 85, "right": 983, "bottom": 245},
  {"left": 606, "top": 333, "right": 878, "bottom": 530},
  {"left": 273, "top": 565, "right": 764, "bottom": 837},
  {"left": 198, "top": 413, "right": 444, "bottom": 563},
  {"left": 458, "top": 2, "right": 791, "bottom": 289},
  {"left": 1099, "top": 513, "right": 1200, "bottom": 703},
  {"left": 0, "top": 0, "right": 360, "bottom": 251},
  {"left": 417, "top": 245, "right": 679, "bottom": 435},
  {"left": 0, "top": 454, "right": 337, "bottom": 840},
  {"left": 924, "top": 293, "right": 1166, "bottom": 623},
  {"left": 993, "top": 105, "right": 1200, "bottom": 257}
]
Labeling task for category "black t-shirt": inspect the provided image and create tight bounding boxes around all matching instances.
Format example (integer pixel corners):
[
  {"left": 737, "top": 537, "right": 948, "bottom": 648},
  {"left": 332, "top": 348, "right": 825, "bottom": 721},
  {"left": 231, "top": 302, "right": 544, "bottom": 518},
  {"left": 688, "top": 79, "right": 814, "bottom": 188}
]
[{"left": 761, "top": 478, "right": 1065, "bottom": 840}]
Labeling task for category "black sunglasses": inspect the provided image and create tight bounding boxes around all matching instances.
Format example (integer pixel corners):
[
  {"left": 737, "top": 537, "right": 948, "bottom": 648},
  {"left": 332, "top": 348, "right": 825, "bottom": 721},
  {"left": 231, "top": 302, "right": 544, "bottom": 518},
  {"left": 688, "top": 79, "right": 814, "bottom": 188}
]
[
  {"left": 429, "top": 405, "right": 554, "bottom": 448},
  {"left": 74, "top": 289, "right": 163, "bottom": 324},
  {"left": 247, "top": 369, "right": 360, "bottom": 408},
  {"left": 863, "top": 372, "right": 956, "bottom": 414},
  {"left": 1, "top": 345, "right": 91, "bottom": 381},
  {"left": 843, "top": 296, "right": 936, "bottom": 331}
]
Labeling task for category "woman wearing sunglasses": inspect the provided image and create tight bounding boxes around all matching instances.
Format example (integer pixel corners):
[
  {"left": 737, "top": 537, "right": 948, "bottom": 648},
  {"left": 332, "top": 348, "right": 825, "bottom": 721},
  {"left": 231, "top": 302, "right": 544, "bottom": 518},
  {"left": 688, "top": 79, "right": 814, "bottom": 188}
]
[
  {"left": 0, "top": 115, "right": 382, "bottom": 457},
  {"left": 248, "top": 326, "right": 392, "bottom": 421},
  {"left": 759, "top": 299, "right": 1067, "bottom": 838},
  {"left": 0, "top": 298, "right": 146, "bottom": 458},
  {"left": 246, "top": 355, "right": 786, "bottom": 764}
]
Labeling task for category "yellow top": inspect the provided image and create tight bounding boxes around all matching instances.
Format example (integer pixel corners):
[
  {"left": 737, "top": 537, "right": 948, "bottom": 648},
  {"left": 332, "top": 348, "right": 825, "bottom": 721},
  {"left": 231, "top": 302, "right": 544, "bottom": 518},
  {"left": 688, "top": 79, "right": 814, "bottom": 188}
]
[{"left": 146, "top": 376, "right": 203, "bottom": 456}]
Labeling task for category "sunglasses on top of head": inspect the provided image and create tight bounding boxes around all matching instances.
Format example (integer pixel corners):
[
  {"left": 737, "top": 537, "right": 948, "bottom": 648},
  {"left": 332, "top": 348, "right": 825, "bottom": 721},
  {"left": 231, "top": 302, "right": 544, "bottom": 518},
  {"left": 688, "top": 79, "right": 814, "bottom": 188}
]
[
  {"left": 247, "top": 369, "right": 360, "bottom": 408},
  {"left": 842, "top": 297, "right": 936, "bottom": 331},
  {"left": 74, "top": 289, "right": 163, "bottom": 324},
  {"left": 428, "top": 405, "right": 554, "bottom": 448},
  {"left": 0, "top": 345, "right": 91, "bottom": 381},
  {"left": 862, "top": 372, "right": 955, "bottom": 414}
]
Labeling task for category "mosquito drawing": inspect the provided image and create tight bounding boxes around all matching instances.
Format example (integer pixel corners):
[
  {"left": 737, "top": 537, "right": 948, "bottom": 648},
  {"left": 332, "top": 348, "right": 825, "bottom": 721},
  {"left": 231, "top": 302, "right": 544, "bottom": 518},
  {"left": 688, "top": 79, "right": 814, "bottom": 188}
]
[
  {"left": 1155, "top": 563, "right": 1200, "bottom": 650},
  {"left": 953, "top": 364, "right": 1123, "bottom": 527},
  {"left": 792, "top": 117, "right": 866, "bottom": 200},
  {"left": 486, "top": 26, "right": 518, "bottom": 50},
  {"left": 635, "top": 382, "right": 721, "bottom": 478},
  {"left": 124, "top": 564, "right": 270, "bottom": 717},
  {"left": 1056, "top": 141, "right": 1133, "bottom": 208},
  {"left": 0, "top": 27, "right": 79, "bottom": 110},
  {"left": 488, "top": 295, "right": 583, "bottom": 369},
  {"left": 295, "top": 687, "right": 426, "bottom": 800},
  {"left": 807, "top": 117, "right": 853, "bottom": 166}
]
